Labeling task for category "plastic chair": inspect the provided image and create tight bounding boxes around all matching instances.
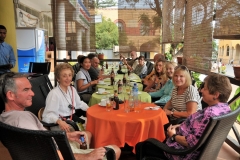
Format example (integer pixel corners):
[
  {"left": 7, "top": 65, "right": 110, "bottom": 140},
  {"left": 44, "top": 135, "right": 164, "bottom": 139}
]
[
  {"left": 0, "top": 121, "right": 116, "bottom": 160},
  {"left": 28, "top": 62, "right": 51, "bottom": 75},
  {"left": 138, "top": 106, "right": 240, "bottom": 160}
]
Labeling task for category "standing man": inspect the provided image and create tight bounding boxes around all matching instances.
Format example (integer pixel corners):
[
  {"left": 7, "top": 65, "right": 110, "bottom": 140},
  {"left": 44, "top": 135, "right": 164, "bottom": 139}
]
[{"left": 0, "top": 25, "right": 16, "bottom": 75}]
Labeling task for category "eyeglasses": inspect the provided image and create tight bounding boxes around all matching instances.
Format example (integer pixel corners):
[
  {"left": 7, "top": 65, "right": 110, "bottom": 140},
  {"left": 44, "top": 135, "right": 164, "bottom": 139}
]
[
  {"left": 175, "top": 65, "right": 189, "bottom": 72},
  {"left": 1, "top": 72, "right": 17, "bottom": 98}
]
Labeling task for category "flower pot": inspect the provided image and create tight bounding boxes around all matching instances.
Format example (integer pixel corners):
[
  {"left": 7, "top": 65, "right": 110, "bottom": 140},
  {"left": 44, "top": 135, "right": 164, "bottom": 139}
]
[
  {"left": 177, "top": 57, "right": 182, "bottom": 65},
  {"left": 98, "top": 54, "right": 104, "bottom": 60},
  {"left": 233, "top": 65, "right": 240, "bottom": 78}
]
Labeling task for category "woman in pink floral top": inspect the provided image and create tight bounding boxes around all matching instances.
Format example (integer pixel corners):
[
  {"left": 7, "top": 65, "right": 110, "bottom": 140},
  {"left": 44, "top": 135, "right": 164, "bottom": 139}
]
[{"left": 136, "top": 74, "right": 232, "bottom": 160}]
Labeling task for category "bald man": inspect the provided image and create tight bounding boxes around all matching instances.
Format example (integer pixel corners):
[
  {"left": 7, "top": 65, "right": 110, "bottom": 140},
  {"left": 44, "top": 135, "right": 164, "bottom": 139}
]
[{"left": 122, "top": 51, "right": 139, "bottom": 71}]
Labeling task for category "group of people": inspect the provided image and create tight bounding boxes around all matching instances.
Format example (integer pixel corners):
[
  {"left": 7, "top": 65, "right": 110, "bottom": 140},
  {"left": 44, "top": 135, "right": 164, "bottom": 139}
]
[{"left": 0, "top": 41, "right": 235, "bottom": 159}]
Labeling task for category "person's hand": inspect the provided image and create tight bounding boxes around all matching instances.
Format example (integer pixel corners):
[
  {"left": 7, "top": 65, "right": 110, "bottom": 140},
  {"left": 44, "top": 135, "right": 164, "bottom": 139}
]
[
  {"left": 86, "top": 147, "right": 106, "bottom": 160},
  {"left": 92, "top": 79, "right": 99, "bottom": 85},
  {"left": 163, "top": 109, "right": 171, "bottom": 115},
  {"left": 167, "top": 124, "right": 178, "bottom": 137},
  {"left": 67, "top": 131, "right": 87, "bottom": 145},
  {"left": 58, "top": 120, "right": 70, "bottom": 132}
]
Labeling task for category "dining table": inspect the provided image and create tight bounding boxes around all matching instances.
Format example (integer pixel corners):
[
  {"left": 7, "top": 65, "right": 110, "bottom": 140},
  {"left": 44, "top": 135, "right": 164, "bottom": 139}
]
[{"left": 86, "top": 102, "right": 169, "bottom": 153}]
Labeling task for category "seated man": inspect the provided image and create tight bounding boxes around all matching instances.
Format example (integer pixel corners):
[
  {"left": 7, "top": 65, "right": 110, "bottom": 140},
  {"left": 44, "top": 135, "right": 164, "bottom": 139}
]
[
  {"left": 121, "top": 51, "right": 139, "bottom": 71},
  {"left": 133, "top": 55, "right": 147, "bottom": 78},
  {"left": 0, "top": 72, "right": 121, "bottom": 160}
]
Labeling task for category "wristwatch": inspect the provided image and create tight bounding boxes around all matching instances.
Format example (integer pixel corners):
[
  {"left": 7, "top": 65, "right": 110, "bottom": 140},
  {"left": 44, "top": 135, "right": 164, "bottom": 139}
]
[{"left": 171, "top": 134, "right": 177, "bottom": 141}]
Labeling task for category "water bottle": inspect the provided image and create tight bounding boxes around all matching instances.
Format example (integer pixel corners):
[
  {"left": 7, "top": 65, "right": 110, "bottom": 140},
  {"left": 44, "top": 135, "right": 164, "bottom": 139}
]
[{"left": 132, "top": 83, "right": 138, "bottom": 97}]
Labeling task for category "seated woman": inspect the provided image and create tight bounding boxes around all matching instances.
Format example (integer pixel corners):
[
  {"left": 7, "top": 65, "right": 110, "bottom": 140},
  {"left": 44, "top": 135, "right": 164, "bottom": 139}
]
[
  {"left": 42, "top": 63, "right": 89, "bottom": 132},
  {"left": 136, "top": 74, "right": 232, "bottom": 160},
  {"left": 133, "top": 55, "right": 147, "bottom": 78},
  {"left": 144, "top": 59, "right": 168, "bottom": 92},
  {"left": 75, "top": 56, "right": 99, "bottom": 104},
  {"left": 149, "top": 61, "right": 177, "bottom": 105},
  {"left": 163, "top": 65, "right": 202, "bottom": 125}
]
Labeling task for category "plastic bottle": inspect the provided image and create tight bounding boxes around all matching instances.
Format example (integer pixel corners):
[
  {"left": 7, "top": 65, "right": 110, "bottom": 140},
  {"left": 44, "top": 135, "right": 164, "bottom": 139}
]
[
  {"left": 132, "top": 83, "right": 139, "bottom": 108},
  {"left": 80, "top": 135, "right": 87, "bottom": 150}
]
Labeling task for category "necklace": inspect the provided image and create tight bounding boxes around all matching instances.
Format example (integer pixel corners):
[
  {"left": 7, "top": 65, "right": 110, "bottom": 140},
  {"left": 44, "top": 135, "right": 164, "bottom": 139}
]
[{"left": 58, "top": 85, "right": 73, "bottom": 108}]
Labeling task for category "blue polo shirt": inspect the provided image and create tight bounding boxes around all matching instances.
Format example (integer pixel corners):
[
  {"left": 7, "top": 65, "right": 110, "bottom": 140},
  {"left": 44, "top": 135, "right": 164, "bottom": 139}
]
[{"left": 0, "top": 42, "right": 16, "bottom": 74}]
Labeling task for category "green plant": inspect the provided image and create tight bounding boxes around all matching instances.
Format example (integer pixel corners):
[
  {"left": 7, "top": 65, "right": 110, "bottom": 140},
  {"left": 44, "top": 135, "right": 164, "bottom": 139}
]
[
  {"left": 165, "top": 51, "right": 172, "bottom": 61},
  {"left": 191, "top": 72, "right": 202, "bottom": 88}
]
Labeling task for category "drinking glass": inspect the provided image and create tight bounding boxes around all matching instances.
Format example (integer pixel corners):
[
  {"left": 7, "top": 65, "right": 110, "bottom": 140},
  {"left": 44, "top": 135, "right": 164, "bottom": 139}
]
[
  {"left": 129, "top": 96, "right": 134, "bottom": 112},
  {"left": 106, "top": 96, "right": 113, "bottom": 111},
  {"left": 124, "top": 96, "right": 130, "bottom": 113}
]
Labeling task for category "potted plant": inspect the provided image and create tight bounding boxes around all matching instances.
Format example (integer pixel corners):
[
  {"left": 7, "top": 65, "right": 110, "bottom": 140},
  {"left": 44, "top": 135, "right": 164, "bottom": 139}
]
[
  {"left": 97, "top": 52, "right": 104, "bottom": 60},
  {"left": 233, "top": 65, "right": 240, "bottom": 79}
]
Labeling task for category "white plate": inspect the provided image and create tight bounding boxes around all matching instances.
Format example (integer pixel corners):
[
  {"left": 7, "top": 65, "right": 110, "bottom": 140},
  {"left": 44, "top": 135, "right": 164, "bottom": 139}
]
[
  {"left": 144, "top": 106, "right": 159, "bottom": 110},
  {"left": 96, "top": 91, "right": 110, "bottom": 95},
  {"left": 98, "top": 103, "right": 106, "bottom": 107}
]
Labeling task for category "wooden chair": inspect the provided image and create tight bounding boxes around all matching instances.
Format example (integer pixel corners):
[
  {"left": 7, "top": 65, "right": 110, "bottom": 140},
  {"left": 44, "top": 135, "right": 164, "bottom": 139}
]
[
  {"left": 0, "top": 121, "right": 116, "bottom": 160},
  {"left": 138, "top": 106, "right": 240, "bottom": 160}
]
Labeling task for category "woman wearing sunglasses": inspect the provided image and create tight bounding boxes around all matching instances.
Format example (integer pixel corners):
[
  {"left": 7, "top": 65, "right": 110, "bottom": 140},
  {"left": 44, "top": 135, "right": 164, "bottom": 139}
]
[{"left": 162, "top": 65, "right": 202, "bottom": 126}]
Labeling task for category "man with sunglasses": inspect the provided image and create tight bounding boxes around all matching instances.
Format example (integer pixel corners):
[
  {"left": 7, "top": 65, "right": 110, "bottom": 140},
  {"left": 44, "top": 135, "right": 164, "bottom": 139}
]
[
  {"left": 0, "top": 73, "right": 121, "bottom": 160},
  {"left": 0, "top": 25, "right": 16, "bottom": 75}
]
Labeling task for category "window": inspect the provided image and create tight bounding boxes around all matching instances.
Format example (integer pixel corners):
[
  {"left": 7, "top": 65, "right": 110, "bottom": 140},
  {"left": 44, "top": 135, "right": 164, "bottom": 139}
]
[
  {"left": 226, "top": 46, "right": 229, "bottom": 56},
  {"left": 116, "top": 22, "right": 124, "bottom": 32}
]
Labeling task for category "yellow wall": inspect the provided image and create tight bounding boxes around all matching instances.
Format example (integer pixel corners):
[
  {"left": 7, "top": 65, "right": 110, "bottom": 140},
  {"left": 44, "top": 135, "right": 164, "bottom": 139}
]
[{"left": 0, "top": 0, "right": 18, "bottom": 72}]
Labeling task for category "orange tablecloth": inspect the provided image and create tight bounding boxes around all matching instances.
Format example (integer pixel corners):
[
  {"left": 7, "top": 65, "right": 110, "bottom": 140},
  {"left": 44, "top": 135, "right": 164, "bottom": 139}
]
[{"left": 86, "top": 103, "right": 169, "bottom": 152}]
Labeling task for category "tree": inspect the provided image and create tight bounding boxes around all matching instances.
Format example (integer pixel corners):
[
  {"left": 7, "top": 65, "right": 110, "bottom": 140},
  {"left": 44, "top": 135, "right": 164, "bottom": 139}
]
[{"left": 95, "top": 17, "right": 119, "bottom": 49}]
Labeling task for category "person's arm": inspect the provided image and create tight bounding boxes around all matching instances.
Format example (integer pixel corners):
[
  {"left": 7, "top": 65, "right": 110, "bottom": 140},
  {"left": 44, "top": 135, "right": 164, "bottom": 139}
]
[
  {"left": 167, "top": 124, "right": 188, "bottom": 147},
  {"left": 163, "top": 100, "right": 172, "bottom": 110},
  {"left": 75, "top": 71, "right": 98, "bottom": 92},
  {"left": 9, "top": 46, "right": 16, "bottom": 68},
  {"left": 172, "top": 101, "right": 198, "bottom": 118},
  {"left": 74, "top": 147, "right": 106, "bottom": 160}
]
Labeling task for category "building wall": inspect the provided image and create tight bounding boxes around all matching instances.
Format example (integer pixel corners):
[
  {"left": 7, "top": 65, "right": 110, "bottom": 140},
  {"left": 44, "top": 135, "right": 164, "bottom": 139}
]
[{"left": 218, "top": 40, "right": 240, "bottom": 65}]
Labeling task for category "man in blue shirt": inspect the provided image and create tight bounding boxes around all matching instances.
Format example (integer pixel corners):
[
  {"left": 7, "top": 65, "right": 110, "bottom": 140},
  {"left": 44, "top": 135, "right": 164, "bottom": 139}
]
[{"left": 0, "top": 25, "right": 16, "bottom": 75}]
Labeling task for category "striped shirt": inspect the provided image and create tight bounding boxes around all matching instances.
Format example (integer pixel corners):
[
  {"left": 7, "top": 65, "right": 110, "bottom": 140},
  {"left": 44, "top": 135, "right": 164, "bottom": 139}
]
[{"left": 170, "top": 85, "right": 202, "bottom": 115}]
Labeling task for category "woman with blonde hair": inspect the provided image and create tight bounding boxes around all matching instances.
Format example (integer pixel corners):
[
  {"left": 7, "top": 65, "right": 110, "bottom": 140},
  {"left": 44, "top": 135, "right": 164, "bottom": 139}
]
[
  {"left": 149, "top": 61, "right": 177, "bottom": 105},
  {"left": 163, "top": 65, "right": 202, "bottom": 125},
  {"left": 144, "top": 59, "right": 168, "bottom": 92}
]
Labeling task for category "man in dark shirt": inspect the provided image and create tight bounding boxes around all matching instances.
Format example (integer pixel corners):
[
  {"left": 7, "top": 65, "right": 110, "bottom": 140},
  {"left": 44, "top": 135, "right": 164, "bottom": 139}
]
[{"left": 87, "top": 54, "right": 99, "bottom": 80}]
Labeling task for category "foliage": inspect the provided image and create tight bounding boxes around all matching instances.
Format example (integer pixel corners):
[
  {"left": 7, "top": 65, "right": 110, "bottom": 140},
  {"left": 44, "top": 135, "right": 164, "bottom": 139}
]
[
  {"left": 165, "top": 51, "right": 172, "bottom": 61},
  {"left": 192, "top": 72, "right": 202, "bottom": 88},
  {"left": 95, "top": 17, "right": 119, "bottom": 49}
]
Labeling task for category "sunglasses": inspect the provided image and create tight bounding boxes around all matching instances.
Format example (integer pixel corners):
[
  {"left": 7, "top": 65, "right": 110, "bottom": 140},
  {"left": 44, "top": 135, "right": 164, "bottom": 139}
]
[
  {"left": 175, "top": 65, "right": 189, "bottom": 72},
  {"left": 1, "top": 72, "right": 18, "bottom": 98}
]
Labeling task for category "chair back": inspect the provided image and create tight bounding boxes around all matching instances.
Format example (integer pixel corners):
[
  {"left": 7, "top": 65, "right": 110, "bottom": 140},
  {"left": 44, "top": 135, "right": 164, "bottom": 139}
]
[
  {"left": 0, "top": 121, "right": 75, "bottom": 160},
  {"left": 25, "top": 75, "right": 53, "bottom": 117},
  {"left": 146, "top": 61, "right": 154, "bottom": 75},
  {"left": 28, "top": 62, "right": 51, "bottom": 75},
  {"left": 197, "top": 106, "right": 240, "bottom": 159}
]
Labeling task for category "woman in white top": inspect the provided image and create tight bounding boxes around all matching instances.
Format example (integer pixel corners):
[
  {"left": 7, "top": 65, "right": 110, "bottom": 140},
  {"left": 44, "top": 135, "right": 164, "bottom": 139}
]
[
  {"left": 75, "top": 56, "right": 99, "bottom": 104},
  {"left": 163, "top": 65, "right": 202, "bottom": 126},
  {"left": 42, "top": 63, "right": 89, "bottom": 132}
]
